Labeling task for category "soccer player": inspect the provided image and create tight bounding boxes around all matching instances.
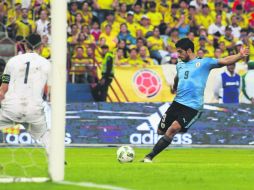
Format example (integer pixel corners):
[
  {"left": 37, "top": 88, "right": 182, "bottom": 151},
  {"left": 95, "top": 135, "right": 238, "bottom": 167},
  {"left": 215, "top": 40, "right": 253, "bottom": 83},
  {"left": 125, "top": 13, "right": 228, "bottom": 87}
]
[
  {"left": 0, "top": 37, "right": 51, "bottom": 155},
  {"left": 142, "top": 38, "right": 249, "bottom": 162}
]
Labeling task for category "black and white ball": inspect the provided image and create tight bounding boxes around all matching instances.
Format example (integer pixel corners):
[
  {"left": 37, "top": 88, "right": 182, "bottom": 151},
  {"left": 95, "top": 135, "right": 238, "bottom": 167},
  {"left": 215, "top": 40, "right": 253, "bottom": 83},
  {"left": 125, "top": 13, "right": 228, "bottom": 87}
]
[{"left": 116, "top": 146, "right": 135, "bottom": 163}]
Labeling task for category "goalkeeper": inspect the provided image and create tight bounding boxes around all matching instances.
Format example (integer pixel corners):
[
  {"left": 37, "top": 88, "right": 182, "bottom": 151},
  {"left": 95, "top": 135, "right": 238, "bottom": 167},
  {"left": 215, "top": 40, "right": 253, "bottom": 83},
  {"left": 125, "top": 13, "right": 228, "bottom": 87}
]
[{"left": 0, "top": 36, "right": 51, "bottom": 156}]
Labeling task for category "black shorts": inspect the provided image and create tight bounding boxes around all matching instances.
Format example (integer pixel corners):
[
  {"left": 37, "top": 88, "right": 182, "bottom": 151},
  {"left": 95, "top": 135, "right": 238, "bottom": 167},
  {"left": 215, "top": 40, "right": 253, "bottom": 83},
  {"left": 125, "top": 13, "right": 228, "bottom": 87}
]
[{"left": 158, "top": 101, "right": 202, "bottom": 133}]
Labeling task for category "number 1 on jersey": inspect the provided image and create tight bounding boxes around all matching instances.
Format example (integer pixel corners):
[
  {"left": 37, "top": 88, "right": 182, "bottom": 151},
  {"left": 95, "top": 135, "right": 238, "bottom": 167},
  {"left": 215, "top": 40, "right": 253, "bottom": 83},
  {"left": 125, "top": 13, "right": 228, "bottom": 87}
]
[{"left": 24, "top": 62, "right": 30, "bottom": 84}]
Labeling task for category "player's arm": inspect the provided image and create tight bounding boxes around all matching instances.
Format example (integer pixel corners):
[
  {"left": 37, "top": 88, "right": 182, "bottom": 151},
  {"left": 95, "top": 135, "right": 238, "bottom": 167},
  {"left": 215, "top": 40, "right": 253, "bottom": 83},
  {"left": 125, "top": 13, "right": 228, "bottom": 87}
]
[
  {"left": 171, "top": 75, "right": 178, "bottom": 94},
  {"left": 218, "top": 47, "right": 249, "bottom": 65},
  {"left": 0, "top": 57, "right": 13, "bottom": 101},
  {"left": 0, "top": 74, "right": 10, "bottom": 101}
]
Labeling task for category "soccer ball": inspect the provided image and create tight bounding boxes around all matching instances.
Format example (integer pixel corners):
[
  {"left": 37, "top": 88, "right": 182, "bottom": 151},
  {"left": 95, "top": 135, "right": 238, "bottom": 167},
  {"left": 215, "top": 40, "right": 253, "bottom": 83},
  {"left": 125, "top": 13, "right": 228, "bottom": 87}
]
[{"left": 116, "top": 146, "right": 135, "bottom": 163}]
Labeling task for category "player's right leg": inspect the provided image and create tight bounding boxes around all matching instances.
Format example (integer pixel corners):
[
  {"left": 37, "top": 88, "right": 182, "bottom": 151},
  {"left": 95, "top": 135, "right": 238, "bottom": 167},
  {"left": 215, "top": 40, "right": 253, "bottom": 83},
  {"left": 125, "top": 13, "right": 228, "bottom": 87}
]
[
  {"left": 30, "top": 103, "right": 68, "bottom": 165},
  {"left": 141, "top": 102, "right": 180, "bottom": 162},
  {"left": 0, "top": 109, "right": 18, "bottom": 132},
  {"left": 142, "top": 121, "right": 181, "bottom": 162},
  {"left": 142, "top": 101, "right": 201, "bottom": 162},
  {"left": 27, "top": 109, "right": 50, "bottom": 157}
]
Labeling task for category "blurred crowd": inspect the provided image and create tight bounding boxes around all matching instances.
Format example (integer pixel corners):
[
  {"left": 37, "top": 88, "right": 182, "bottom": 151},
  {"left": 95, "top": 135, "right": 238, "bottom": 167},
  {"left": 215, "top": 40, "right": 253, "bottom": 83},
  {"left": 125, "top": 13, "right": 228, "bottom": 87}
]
[
  {"left": 0, "top": 0, "right": 254, "bottom": 102},
  {"left": 0, "top": 0, "right": 50, "bottom": 57},
  {"left": 0, "top": 1, "right": 254, "bottom": 67},
  {"left": 66, "top": 0, "right": 254, "bottom": 71}
]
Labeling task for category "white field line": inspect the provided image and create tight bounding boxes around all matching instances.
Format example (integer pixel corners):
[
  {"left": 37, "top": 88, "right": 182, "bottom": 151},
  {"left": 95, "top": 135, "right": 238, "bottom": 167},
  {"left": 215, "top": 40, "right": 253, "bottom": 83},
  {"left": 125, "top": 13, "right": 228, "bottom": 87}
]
[
  {"left": 0, "top": 177, "right": 49, "bottom": 183},
  {"left": 57, "top": 180, "right": 132, "bottom": 190}
]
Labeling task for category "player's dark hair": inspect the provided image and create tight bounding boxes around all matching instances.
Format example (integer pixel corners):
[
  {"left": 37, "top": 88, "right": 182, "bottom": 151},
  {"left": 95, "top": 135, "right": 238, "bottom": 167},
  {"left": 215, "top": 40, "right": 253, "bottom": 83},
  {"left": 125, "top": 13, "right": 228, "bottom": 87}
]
[
  {"left": 175, "top": 38, "right": 195, "bottom": 52},
  {"left": 25, "top": 34, "right": 42, "bottom": 51}
]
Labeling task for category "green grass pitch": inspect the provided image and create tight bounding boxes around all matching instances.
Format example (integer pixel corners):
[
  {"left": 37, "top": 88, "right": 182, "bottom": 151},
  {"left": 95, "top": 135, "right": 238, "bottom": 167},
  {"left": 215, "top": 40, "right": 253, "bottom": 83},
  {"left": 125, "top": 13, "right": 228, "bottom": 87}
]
[{"left": 0, "top": 147, "right": 254, "bottom": 190}]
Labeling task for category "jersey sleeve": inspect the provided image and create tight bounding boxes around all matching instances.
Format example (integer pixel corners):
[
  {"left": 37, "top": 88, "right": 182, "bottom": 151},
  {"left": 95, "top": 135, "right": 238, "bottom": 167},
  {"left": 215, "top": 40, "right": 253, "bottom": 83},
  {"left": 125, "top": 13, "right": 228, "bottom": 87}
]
[
  {"left": 3, "top": 59, "right": 12, "bottom": 75},
  {"left": 204, "top": 57, "right": 220, "bottom": 70}
]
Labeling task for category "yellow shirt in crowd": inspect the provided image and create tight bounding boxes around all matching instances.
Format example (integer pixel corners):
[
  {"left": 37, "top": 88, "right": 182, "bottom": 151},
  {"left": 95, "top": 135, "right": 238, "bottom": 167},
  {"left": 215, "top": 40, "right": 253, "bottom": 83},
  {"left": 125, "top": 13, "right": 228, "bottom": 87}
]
[
  {"left": 115, "top": 12, "right": 127, "bottom": 24},
  {"left": 197, "top": 14, "right": 214, "bottom": 29},
  {"left": 70, "top": 57, "right": 93, "bottom": 74},
  {"left": 101, "top": 20, "right": 120, "bottom": 35},
  {"left": 15, "top": 19, "right": 35, "bottom": 37},
  {"left": 95, "top": 0, "right": 114, "bottom": 10},
  {"left": 39, "top": 46, "right": 51, "bottom": 59},
  {"left": 82, "top": 12, "right": 93, "bottom": 25},
  {"left": 147, "top": 36, "right": 164, "bottom": 51},
  {"left": 219, "top": 36, "right": 237, "bottom": 49},
  {"left": 146, "top": 12, "right": 163, "bottom": 27},
  {"left": 138, "top": 24, "right": 153, "bottom": 37},
  {"left": 95, "top": 46, "right": 103, "bottom": 63},
  {"left": 164, "top": 11, "right": 180, "bottom": 27},
  {"left": 249, "top": 42, "right": 254, "bottom": 61},
  {"left": 118, "top": 0, "right": 136, "bottom": 6},
  {"left": 126, "top": 22, "right": 139, "bottom": 37},
  {"left": 133, "top": 13, "right": 143, "bottom": 24},
  {"left": 141, "top": 57, "right": 154, "bottom": 66},
  {"left": 127, "top": 57, "right": 144, "bottom": 66},
  {"left": 99, "top": 33, "right": 117, "bottom": 50}
]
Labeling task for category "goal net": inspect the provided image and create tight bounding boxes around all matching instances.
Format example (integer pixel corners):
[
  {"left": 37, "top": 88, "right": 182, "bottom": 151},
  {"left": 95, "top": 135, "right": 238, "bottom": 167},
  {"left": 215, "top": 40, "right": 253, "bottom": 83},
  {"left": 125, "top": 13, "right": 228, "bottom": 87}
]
[{"left": 0, "top": 124, "right": 49, "bottom": 183}]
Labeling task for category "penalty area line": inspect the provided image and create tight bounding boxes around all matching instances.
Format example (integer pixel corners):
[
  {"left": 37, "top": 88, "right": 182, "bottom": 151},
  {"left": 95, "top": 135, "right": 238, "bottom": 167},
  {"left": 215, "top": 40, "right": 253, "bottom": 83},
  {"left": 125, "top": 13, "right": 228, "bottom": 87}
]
[{"left": 56, "top": 180, "right": 132, "bottom": 190}]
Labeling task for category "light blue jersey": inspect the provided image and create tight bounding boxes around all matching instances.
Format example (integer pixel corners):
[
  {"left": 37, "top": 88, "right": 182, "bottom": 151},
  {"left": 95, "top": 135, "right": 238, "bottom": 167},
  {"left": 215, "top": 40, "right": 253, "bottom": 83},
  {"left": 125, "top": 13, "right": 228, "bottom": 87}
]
[{"left": 174, "top": 57, "right": 220, "bottom": 110}]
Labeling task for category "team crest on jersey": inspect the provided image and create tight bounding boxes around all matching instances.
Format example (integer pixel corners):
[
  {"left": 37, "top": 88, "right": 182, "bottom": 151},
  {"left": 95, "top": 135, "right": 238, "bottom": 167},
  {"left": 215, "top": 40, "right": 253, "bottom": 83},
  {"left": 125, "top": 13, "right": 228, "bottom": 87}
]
[{"left": 196, "top": 62, "right": 201, "bottom": 67}]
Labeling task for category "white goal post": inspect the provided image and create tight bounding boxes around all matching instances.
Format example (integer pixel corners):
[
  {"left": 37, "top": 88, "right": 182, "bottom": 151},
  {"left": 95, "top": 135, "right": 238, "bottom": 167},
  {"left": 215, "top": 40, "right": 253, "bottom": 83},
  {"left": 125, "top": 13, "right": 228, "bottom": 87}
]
[{"left": 49, "top": 0, "right": 67, "bottom": 181}]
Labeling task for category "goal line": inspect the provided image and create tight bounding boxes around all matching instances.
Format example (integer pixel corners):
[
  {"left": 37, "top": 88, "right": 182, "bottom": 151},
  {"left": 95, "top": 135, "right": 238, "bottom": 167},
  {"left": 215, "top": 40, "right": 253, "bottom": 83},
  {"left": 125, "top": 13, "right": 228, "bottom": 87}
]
[
  {"left": 64, "top": 144, "right": 254, "bottom": 149},
  {"left": 0, "top": 177, "right": 49, "bottom": 183}
]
